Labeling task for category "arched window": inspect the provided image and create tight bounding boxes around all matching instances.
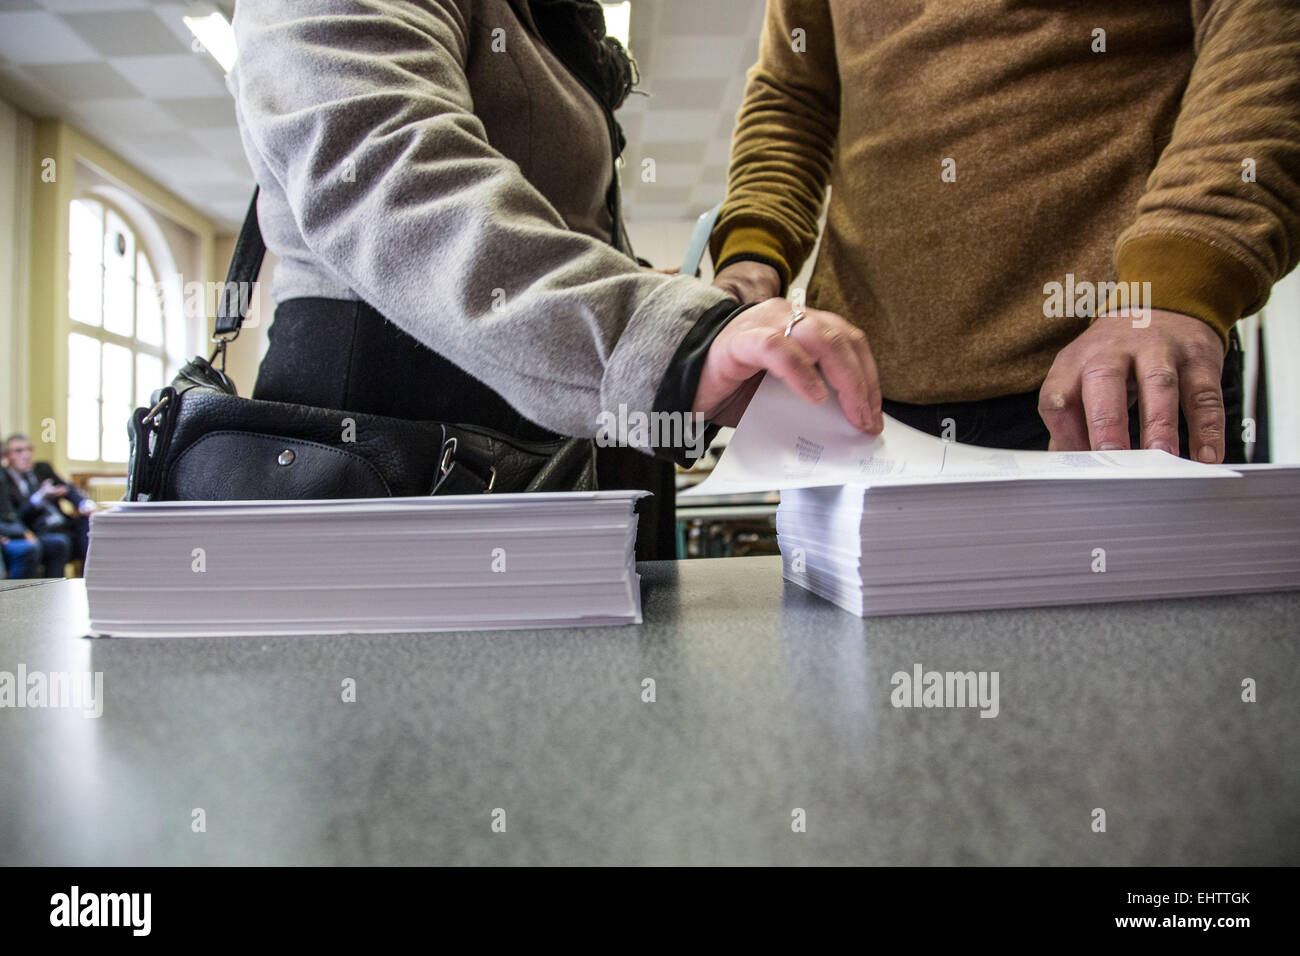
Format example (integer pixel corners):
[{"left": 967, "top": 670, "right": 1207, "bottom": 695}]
[{"left": 66, "top": 198, "right": 170, "bottom": 465}]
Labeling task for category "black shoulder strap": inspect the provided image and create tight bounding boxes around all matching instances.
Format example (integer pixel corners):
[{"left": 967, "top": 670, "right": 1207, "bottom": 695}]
[{"left": 213, "top": 188, "right": 266, "bottom": 337}]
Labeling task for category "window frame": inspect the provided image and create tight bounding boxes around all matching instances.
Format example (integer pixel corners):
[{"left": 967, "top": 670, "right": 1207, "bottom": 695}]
[{"left": 65, "top": 195, "right": 170, "bottom": 467}]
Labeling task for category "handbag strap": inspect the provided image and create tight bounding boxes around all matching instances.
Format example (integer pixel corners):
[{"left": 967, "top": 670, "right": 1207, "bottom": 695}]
[{"left": 213, "top": 188, "right": 266, "bottom": 339}]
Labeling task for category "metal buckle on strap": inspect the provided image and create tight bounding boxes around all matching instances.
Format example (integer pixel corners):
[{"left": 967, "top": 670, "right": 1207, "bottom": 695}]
[
  {"left": 209, "top": 330, "right": 238, "bottom": 372},
  {"left": 141, "top": 393, "right": 171, "bottom": 426},
  {"left": 439, "top": 437, "right": 458, "bottom": 478},
  {"left": 438, "top": 437, "right": 496, "bottom": 493}
]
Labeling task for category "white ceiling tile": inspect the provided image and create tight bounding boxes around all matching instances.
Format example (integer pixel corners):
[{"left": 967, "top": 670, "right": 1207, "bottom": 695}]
[
  {"left": 618, "top": 92, "right": 648, "bottom": 114},
  {"left": 23, "top": 60, "right": 138, "bottom": 98},
  {"left": 625, "top": 201, "right": 693, "bottom": 222},
  {"left": 109, "top": 52, "right": 225, "bottom": 99},
  {"left": 698, "top": 164, "right": 727, "bottom": 185},
  {"left": 656, "top": 2, "right": 758, "bottom": 37},
  {"left": 633, "top": 162, "right": 701, "bottom": 188},
  {"left": 0, "top": 11, "right": 99, "bottom": 63},
  {"left": 62, "top": 9, "right": 186, "bottom": 58},
  {"left": 639, "top": 76, "right": 729, "bottom": 110},
  {"left": 690, "top": 183, "right": 725, "bottom": 207},
  {"left": 148, "top": 3, "right": 199, "bottom": 48},
  {"left": 156, "top": 155, "right": 245, "bottom": 184},
  {"left": 181, "top": 180, "right": 255, "bottom": 204},
  {"left": 188, "top": 126, "right": 251, "bottom": 164},
  {"left": 640, "top": 109, "right": 721, "bottom": 141},
  {"left": 625, "top": 140, "right": 705, "bottom": 165},
  {"left": 616, "top": 110, "right": 643, "bottom": 143},
  {"left": 69, "top": 96, "right": 182, "bottom": 132},
  {"left": 96, "top": 127, "right": 206, "bottom": 157},
  {"left": 209, "top": 199, "right": 251, "bottom": 224},
  {"left": 646, "top": 35, "right": 746, "bottom": 79},
  {"left": 36, "top": 0, "right": 149, "bottom": 11},
  {"left": 702, "top": 136, "right": 732, "bottom": 167},
  {"left": 155, "top": 95, "right": 236, "bottom": 128},
  {"left": 625, "top": 184, "right": 693, "bottom": 204}
]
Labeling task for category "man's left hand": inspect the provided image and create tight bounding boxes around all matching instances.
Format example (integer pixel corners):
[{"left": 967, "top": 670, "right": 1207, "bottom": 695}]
[{"left": 1039, "top": 309, "right": 1227, "bottom": 463}]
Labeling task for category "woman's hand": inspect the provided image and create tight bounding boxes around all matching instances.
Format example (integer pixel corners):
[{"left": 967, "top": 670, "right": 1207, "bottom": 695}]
[{"left": 693, "top": 298, "right": 883, "bottom": 431}]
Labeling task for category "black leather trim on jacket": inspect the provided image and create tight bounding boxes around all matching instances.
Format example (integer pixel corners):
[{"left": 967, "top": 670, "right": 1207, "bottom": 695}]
[{"left": 650, "top": 300, "right": 757, "bottom": 467}]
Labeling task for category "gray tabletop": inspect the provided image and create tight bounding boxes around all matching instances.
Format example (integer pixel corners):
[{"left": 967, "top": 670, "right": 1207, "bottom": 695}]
[{"left": 1, "top": 557, "right": 1297, "bottom": 866}]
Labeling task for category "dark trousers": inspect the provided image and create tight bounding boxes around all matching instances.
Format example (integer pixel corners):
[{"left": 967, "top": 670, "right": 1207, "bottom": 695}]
[
  {"left": 1, "top": 533, "right": 70, "bottom": 578},
  {"left": 252, "top": 297, "right": 676, "bottom": 560},
  {"left": 39, "top": 514, "right": 88, "bottom": 562},
  {"left": 882, "top": 329, "right": 1248, "bottom": 463},
  {"left": 38, "top": 533, "right": 71, "bottom": 576}
]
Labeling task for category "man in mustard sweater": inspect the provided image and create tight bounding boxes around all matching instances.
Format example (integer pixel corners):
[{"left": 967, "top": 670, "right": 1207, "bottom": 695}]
[{"left": 710, "top": 1, "right": 1300, "bottom": 463}]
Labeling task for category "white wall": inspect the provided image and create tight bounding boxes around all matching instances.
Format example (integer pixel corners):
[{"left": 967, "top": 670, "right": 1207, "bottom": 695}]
[
  {"left": 1260, "top": 269, "right": 1300, "bottom": 462},
  {"left": 0, "top": 97, "right": 33, "bottom": 437}
]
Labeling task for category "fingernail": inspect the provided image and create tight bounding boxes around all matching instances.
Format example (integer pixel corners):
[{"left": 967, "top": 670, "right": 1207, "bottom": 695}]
[
  {"left": 1198, "top": 445, "right": 1217, "bottom": 463},
  {"left": 859, "top": 403, "right": 873, "bottom": 427},
  {"left": 1099, "top": 442, "right": 1123, "bottom": 451},
  {"left": 1149, "top": 441, "right": 1173, "bottom": 455}
]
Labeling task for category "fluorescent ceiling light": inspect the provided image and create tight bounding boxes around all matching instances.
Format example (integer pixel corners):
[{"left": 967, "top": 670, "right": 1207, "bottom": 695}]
[
  {"left": 183, "top": 6, "right": 237, "bottom": 74},
  {"left": 602, "top": 2, "right": 631, "bottom": 49}
]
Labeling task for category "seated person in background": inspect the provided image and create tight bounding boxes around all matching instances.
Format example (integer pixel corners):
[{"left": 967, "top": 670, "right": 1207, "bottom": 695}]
[
  {"left": 3, "top": 434, "right": 93, "bottom": 564},
  {"left": 0, "top": 479, "right": 69, "bottom": 579}
]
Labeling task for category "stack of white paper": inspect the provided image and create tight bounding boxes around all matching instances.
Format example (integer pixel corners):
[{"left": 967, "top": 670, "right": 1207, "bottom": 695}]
[
  {"left": 84, "top": 492, "right": 645, "bottom": 636},
  {"left": 685, "top": 376, "right": 1300, "bottom": 616},
  {"left": 777, "top": 466, "right": 1300, "bottom": 615}
]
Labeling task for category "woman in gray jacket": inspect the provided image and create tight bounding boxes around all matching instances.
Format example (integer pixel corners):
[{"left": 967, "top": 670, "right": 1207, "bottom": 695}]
[{"left": 230, "top": 0, "right": 881, "bottom": 557}]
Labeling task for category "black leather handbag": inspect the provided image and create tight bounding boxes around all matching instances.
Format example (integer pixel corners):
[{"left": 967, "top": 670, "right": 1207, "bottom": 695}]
[{"left": 126, "top": 192, "right": 597, "bottom": 502}]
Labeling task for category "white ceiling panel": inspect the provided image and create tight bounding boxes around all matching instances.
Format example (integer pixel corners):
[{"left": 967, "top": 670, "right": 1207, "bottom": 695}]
[
  {"left": 109, "top": 53, "right": 227, "bottom": 99},
  {"left": 0, "top": 11, "right": 99, "bottom": 64}
]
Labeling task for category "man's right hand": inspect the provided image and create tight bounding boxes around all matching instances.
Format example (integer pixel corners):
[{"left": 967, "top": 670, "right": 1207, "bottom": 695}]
[
  {"left": 693, "top": 297, "right": 883, "bottom": 432},
  {"left": 37, "top": 479, "right": 67, "bottom": 500},
  {"left": 23, "top": 531, "right": 38, "bottom": 543},
  {"left": 712, "top": 260, "right": 782, "bottom": 304}
]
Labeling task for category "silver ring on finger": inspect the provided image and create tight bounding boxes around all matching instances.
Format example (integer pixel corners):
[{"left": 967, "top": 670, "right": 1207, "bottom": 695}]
[{"left": 784, "top": 307, "right": 805, "bottom": 337}]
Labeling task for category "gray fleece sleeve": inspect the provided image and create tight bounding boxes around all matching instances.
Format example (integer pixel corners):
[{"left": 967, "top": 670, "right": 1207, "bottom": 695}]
[{"left": 228, "top": 0, "right": 732, "bottom": 438}]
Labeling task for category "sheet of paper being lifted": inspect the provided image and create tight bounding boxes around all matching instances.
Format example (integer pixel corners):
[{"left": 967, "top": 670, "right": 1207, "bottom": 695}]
[{"left": 681, "top": 375, "right": 1239, "bottom": 496}]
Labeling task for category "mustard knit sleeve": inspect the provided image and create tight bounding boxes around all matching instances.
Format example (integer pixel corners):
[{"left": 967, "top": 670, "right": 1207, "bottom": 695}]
[
  {"left": 1107, "top": 0, "right": 1300, "bottom": 344},
  {"left": 709, "top": 0, "right": 840, "bottom": 288}
]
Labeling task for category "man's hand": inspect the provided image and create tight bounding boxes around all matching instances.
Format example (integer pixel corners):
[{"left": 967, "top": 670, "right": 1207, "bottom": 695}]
[
  {"left": 36, "top": 478, "right": 68, "bottom": 501},
  {"left": 712, "top": 260, "right": 782, "bottom": 304},
  {"left": 1039, "top": 309, "right": 1226, "bottom": 462},
  {"left": 23, "top": 531, "right": 38, "bottom": 543},
  {"left": 694, "top": 297, "right": 883, "bottom": 431}
]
